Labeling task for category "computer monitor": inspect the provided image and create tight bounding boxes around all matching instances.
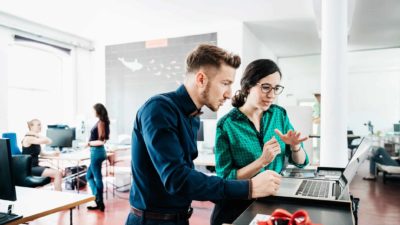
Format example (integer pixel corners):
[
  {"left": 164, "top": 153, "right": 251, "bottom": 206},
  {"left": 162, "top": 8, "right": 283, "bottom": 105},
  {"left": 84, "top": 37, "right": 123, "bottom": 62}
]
[
  {"left": 197, "top": 121, "right": 204, "bottom": 141},
  {"left": 46, "top": 127, "right": 76, "bottom": 151},
  {"left": 394, "top": 123, "right": 400, "bottom": 133},
  {"left": 0, "top": 139, "right": 17, "bottom": 201}
]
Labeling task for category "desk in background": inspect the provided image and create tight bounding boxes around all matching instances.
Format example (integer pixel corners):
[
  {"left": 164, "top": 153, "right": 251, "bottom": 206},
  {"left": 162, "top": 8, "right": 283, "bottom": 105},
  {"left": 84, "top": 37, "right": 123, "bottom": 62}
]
[
  {"left": 193, "top": 144, "right": 216, "bottom": 167},
  {"left": 1, "top": 186, "right": 94, "bottom": 225},
  {"left": 193, "top": 153, "right": 216, "bottom": 167},
  {"left": 41, "top": 149, "right": 114, "bottom": 196}
]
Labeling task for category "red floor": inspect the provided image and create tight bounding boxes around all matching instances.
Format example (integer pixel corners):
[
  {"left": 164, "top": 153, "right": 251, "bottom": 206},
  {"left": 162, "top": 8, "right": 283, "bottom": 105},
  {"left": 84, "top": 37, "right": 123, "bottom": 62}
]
[
  {"left": 30, "top": 160, "right": 400, "bottom": 225},
  {"left": 29, "top": 186, "right": 213, "bottom": 225}
]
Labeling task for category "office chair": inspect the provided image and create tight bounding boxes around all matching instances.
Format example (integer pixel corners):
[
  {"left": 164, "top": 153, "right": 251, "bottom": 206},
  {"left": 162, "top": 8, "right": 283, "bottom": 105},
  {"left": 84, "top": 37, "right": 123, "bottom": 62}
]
[
  {"left": 2, "top": 132, "right": 21, "bottom": 155},
  {"left": 11, "top": 155, "right": 51, "bottom": 188},
  {"left": 347, "top": 130, "right": 361, "bottom": 159}
]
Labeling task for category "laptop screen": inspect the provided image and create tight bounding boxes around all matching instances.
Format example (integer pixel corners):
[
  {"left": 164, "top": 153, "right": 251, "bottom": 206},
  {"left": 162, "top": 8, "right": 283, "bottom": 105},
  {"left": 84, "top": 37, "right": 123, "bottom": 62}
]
[{"left": 341, "top": 137, "right": 371, "bottom": 186}]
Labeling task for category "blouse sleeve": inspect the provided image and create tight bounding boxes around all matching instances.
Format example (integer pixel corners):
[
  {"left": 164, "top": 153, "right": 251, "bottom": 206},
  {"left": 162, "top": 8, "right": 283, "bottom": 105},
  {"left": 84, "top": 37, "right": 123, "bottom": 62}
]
[{"left": 214, "top": 122, "right": 238, "bottom": 180}]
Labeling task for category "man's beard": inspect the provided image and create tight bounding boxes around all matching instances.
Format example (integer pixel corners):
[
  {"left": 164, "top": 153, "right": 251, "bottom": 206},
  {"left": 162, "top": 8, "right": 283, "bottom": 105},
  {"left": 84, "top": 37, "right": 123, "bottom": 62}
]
[{"left": 200, "top": 83, "right": 218, "bottom": 112}]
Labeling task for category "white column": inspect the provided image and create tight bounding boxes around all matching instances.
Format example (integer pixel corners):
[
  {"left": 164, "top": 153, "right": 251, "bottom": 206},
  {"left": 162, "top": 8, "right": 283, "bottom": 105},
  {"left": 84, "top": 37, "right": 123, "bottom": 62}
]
[{"left": 320, "top": 0, "right": 348, "bottom": 167}]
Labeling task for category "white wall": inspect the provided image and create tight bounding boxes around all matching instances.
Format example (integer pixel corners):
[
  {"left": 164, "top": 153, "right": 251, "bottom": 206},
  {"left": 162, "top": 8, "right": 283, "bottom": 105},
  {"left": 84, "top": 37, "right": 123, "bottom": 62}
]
[
  {"left": 278, "top": 48, "right": 400, "bottom": 136},
  {"left": 347, "top": 49, "right": 400, "bottom": 135},
  {"left": 242, "top": 24, "right": 277, "bottom": 70},
  {"left": 0, "top": 17, "right": 95, "bottom": 135},
  {"left": 278, "top": 55, "right": 321, "bottom": 107},
  {"left": 0, "top": 29, "right": 11, "bottom": 133}
]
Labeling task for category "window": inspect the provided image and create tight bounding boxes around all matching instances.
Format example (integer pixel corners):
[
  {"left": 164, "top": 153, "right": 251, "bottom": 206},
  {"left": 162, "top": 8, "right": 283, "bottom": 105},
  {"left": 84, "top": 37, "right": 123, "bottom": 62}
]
[{"left": 7, "top": 40, "right": 74, "bottom": 138}]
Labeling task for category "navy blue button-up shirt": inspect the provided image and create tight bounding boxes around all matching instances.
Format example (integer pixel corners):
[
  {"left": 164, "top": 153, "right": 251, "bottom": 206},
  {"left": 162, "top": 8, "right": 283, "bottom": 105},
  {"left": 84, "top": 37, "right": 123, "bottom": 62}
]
[{"left": 129, "top": 85, "right": 249, "bottom": 213}]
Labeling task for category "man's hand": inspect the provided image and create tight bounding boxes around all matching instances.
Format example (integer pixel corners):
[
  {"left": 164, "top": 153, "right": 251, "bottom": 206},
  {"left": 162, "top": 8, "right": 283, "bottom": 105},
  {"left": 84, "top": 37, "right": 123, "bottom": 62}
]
[{"left": 251, "top": 170, "right": 282, "bottom": 198}]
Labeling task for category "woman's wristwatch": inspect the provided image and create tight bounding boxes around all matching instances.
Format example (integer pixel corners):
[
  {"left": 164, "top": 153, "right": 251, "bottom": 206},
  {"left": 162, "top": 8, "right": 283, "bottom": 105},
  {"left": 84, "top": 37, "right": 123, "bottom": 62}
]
[{"left": 291, "top": 145, "right": 302, "bottom": 152}]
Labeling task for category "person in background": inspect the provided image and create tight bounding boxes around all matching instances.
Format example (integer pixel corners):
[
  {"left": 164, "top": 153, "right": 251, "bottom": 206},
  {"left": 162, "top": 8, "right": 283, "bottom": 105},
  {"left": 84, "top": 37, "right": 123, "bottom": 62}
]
[
  {"left": 311, "top": 93, "right": 321, "bottom": 155},
  {"left": 86, "top": 103, "right": 110, "bottom": 212},
  {"left": 363, "top": 147, "right": 400, "bottom": 181},
  {"left": 211, "top": 59, "right": 309, "bottom": 225},
  {"left": 22, "top": 119, "right": 63, "bottom": 191},
  {"left": 125, "top": 44, "right": 282, "bottom": 225},
  {"left": 312, "top": 93, "right": 321, "bottom": 125}
]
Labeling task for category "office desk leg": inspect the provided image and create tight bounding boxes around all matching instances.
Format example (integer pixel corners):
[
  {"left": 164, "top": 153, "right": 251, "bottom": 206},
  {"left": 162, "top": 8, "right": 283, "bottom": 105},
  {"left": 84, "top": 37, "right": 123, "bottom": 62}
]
[
  {"left": 350, "top": 194, "right": 360, "bottom": 225},
  {"left": 106, "top": 160, "right": 108, "bottom": 200},
  {"left": 77, "top": 162, "right": 80, "bottom": 194},
  {"left": 70, "top": 208, "right": 73, "bottom": 225}
]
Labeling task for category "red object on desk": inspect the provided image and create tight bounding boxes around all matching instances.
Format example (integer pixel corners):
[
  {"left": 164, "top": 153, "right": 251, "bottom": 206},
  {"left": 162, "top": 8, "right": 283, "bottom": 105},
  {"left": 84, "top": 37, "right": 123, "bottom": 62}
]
[{"left": 257, "top": 208, "right": 322, "bottom": 225}]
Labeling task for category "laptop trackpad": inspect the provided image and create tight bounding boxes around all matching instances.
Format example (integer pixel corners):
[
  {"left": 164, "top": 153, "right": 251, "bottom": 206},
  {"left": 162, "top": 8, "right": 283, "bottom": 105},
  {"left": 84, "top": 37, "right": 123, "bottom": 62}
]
[{"left": 277, "top": 178, "right": 301, "bottom": 196}]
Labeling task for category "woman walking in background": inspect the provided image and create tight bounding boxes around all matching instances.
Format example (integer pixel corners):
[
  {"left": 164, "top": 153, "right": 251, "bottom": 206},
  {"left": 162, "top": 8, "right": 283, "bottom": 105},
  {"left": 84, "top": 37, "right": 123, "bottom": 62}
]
[{"left": 86, "top": 103, "right": 110, "bottom": 212}]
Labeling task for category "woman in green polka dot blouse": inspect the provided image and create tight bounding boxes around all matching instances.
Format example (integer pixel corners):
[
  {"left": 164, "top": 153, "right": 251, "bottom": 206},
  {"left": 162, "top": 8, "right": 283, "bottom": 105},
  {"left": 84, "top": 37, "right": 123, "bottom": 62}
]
[{"left": 210, "top": 59, "right": 310, "bottom": 225}]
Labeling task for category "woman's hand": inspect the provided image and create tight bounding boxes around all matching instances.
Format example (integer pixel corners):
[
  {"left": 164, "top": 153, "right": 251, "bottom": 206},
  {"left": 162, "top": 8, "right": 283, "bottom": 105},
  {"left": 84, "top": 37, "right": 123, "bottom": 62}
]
[
  {"left": 259, "top": 136, "right": 281, "bottom": 167},
  {"left": 274, "top": 129, "right": 308, "bottom": 151}
]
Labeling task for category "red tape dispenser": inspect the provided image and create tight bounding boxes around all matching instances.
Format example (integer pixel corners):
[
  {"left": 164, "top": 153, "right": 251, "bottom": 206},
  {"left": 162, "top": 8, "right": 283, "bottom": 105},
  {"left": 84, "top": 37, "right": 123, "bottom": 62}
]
[{"left": 257, "top": 209, "right": 322, "bottom": 225}]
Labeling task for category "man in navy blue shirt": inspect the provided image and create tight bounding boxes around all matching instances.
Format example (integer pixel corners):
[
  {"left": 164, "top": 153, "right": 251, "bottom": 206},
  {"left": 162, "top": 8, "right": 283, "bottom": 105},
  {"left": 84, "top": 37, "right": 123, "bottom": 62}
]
[{"left": 126, "top": 44, "right": 282, "bottom": 225}]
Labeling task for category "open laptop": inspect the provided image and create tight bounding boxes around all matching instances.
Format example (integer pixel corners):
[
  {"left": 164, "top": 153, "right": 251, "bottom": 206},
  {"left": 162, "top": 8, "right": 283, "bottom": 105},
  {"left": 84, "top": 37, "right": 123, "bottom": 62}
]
[
  {"left": 282, "top": 138, "right": 364, "bottom": 180},
  {"left": 275, "top": 138, "right": 370, "bottom": 201}
]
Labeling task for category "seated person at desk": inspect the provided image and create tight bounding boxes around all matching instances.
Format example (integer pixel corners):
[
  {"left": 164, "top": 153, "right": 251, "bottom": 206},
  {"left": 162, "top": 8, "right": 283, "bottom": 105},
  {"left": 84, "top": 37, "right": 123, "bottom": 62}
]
[
  {"left": 212, "top": 59, "right": 309, "bottom": 225},
  {"left": 22, "top": 119, "right": 63, "bottom": 191},
  {"left": 363, "top": 147, "right": 400, "bottom": 181}
]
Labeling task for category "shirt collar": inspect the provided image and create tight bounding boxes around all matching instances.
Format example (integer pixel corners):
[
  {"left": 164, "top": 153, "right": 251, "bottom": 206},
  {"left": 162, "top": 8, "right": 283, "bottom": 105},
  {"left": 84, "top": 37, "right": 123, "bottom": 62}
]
[
  {"left": 232, "top": 106, "right": 274, "bottom": 121},
  {"left": 175, "top": 85, "right": 202, "bottom": 117}
]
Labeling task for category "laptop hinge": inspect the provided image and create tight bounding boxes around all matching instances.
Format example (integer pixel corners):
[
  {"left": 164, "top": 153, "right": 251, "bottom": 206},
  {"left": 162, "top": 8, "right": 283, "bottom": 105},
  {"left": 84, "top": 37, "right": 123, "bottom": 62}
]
[{"left": 334, "top": 181, "right": 342, "bottom": 199}]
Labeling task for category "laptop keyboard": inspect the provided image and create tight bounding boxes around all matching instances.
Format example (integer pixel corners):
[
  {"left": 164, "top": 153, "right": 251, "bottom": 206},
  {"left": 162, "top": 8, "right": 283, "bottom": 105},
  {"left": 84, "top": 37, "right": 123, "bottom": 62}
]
[{"left": 295, "top": 180, "right": 330, "bottom": 198}]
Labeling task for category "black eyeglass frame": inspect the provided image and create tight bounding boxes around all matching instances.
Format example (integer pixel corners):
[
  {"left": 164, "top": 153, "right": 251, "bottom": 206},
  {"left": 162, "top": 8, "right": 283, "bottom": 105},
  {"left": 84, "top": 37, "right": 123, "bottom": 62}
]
[{"left": 256, "top": 83, "right": 285, "bottom": 95}]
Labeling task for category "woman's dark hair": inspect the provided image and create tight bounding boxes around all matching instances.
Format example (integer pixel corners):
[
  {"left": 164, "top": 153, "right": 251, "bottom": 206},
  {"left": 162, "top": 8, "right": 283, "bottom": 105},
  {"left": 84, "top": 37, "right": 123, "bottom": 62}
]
[
  {"left": 93, "top": 103, "right": 110, "bottom": 125},
  {"left": 232, "top": 59, "right": 282, "bottom": 108}
]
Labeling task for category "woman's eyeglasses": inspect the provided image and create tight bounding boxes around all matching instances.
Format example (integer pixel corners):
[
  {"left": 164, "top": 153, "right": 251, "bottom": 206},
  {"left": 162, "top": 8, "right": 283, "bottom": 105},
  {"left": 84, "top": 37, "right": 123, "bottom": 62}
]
[{"left": 256, "top": 83, "right": 285, "bottom": 95}]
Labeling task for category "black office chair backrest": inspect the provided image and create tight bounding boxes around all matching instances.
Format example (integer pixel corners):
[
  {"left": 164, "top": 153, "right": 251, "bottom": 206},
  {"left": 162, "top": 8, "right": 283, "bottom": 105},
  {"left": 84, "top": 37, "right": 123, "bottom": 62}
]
[{"left": 11, "top": 155, "right": 51, "bottom": 188}]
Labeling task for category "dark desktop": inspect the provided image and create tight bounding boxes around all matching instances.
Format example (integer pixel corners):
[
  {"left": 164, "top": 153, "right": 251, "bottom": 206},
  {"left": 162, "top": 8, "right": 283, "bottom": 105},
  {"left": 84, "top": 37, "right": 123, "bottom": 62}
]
[
  {"left": 46, "top": 126, "right": 76, "bottom": 151},
  {"left": 197, "top": 121, "right": 204, "bottom": 142},
  {"left": 0, "top": 139, "right": 16, "bottom": 201},
  {"left": 394, "top": 123, "right": 400, "bottom": 133},
  {"left": 0, "top": 138, "right": 22, "bottom": 224}
]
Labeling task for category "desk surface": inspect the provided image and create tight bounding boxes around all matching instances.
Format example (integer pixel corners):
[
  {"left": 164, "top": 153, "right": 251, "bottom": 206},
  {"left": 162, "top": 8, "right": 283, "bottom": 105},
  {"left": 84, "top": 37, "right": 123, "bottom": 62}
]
[
  {"left": 233, "top": 197, "right": 354, "bottom": 225},
  {"left": 193, "top": 153, "right": 216, "bottom": 167},
  {"left": 309, "top": 134, "right": 361, "bottom": 139},
  {"left": 1, "top": 186, "right": 94, "bottom": 225},
  {"left": 41, "top": 149, "right": 114, "bottom": 161}
]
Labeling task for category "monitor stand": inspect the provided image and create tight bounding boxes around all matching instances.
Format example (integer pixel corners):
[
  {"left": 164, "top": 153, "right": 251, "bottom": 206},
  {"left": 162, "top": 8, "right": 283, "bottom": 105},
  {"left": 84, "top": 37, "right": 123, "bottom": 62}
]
[
  {"left": 0, "top": 204, "right": 22, "bottom": 224},
  {"left": 59, "top": 147, "right": 73, "bottom": 154}
]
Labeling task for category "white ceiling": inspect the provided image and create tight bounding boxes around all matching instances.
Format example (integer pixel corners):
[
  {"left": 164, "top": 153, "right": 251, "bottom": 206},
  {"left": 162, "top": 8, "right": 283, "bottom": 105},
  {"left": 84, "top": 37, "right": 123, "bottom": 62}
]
[{"left": 1, "top": 0, "right": 399, "bottom": 57}]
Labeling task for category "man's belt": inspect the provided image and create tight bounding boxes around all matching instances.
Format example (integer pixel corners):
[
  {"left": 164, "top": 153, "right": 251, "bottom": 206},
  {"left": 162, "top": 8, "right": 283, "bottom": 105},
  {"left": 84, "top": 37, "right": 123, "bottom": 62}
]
[{"left": 130, "top": 206, "right": 193, "bottom": 221}]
